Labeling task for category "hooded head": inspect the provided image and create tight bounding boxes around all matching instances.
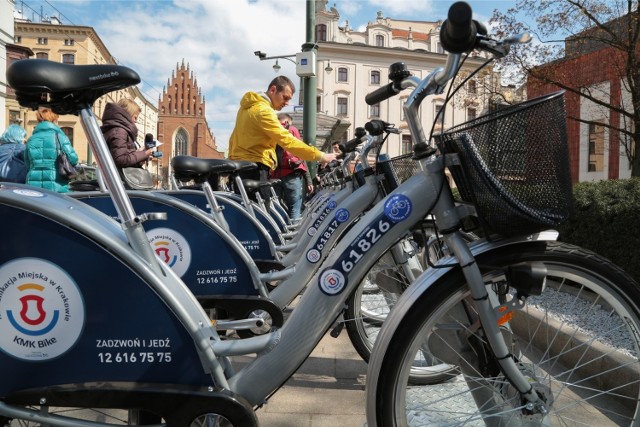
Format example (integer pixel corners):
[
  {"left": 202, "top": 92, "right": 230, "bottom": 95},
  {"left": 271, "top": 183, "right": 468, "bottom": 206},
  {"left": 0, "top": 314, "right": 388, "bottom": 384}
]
[{"left": 0, "top": 124, "right": 27, "bottom": 145}]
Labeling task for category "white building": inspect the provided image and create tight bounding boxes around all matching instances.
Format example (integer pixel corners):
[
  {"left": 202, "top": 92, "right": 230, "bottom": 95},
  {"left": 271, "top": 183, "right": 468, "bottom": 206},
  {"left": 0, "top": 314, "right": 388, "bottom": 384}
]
[
  {"left": 0, "top": 0, "right": 17, "bottom": 135},
  {"left": 315, "top": 0, "right": 494, "bottom": 158}
]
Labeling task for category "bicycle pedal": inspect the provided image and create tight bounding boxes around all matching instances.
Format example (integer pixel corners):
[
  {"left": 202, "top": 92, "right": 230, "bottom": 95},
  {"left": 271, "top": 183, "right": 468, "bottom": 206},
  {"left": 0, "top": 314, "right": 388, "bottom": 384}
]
[{"left": 329, "top": 321, "right": 344, "bottom": 338}]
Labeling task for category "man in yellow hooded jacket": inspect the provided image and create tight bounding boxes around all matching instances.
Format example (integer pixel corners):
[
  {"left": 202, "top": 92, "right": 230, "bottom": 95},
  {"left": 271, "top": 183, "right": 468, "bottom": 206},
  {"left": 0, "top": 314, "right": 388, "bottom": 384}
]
[{"left": 228, "top": 76, "right": 337, "bottom": 192}]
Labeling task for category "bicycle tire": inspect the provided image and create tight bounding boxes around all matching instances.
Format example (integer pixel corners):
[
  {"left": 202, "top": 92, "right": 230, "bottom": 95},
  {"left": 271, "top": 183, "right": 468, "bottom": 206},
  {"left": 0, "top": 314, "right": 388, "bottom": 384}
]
[{"left": 371, "top": 241, "right": 640, "bottom": 426}]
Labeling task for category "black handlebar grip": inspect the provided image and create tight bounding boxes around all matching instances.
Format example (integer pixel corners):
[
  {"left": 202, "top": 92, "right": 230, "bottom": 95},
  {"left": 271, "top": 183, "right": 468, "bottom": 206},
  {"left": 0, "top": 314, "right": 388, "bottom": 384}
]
[
  {"left": 338, "top": 136, "right": 362, "bottom": 153},
  {"left": 439, "top": 1, "right": 476, "bottom": 54},
  {"left": 338, "top": 127, "right": 367, "bottom": 153},
  {"left": 365, "top": 83, "right": 399, "bottom": 105},
  {"left": 365, "top": 120, "right": 388, "bottom": 137}
]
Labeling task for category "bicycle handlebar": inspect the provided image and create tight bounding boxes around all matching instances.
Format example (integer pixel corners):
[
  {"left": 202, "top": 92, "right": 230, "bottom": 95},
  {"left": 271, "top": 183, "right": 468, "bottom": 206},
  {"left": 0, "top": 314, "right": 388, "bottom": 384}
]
[
  {"left": 338, "top": 126, "right": 367, "bottom": 153},
  {"left": 364, "top": 83, "right": 401, "bottom": 106}
]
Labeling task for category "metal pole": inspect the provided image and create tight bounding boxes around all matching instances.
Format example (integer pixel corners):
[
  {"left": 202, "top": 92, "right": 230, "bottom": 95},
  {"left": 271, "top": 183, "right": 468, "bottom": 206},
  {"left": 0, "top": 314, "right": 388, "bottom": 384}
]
[{"left": 302, "top": 0, "right": 318, "bottom": 178}]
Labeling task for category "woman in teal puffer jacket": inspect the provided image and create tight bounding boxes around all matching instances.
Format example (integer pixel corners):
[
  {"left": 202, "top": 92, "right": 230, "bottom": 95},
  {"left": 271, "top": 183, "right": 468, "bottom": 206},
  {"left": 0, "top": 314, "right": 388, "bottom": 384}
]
[{"left": 24, "top": 107, "right": 79, "bottom": 193}]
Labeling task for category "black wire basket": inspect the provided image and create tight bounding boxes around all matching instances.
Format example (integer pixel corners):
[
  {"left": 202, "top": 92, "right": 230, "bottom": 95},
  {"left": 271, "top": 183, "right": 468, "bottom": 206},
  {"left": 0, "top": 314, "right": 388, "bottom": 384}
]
[
  {"left": 434, "top": 91, "right": 573, "bottom": 237},
  {"left": 377, "top": 152, "right": 420, "bottom": 194}
]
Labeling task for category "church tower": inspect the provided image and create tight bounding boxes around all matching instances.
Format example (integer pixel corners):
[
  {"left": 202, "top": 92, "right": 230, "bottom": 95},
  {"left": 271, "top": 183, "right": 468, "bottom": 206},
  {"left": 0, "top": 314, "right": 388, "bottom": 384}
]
[{"left": 157, "top": 59, "right": 224, "bottom": 183}]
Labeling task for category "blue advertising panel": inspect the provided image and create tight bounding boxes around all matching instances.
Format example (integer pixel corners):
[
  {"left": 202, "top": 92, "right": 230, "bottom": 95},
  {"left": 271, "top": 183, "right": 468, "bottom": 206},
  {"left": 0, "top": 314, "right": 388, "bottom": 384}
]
[
  {"left": 75, "top": 194, "right": 258, "bottom": 296},
  {"left": 0, "top": 195, "right": 214, "bottom": 396},
  {"left": 164, "top": 191, "right": 274, "bottom": 260}
]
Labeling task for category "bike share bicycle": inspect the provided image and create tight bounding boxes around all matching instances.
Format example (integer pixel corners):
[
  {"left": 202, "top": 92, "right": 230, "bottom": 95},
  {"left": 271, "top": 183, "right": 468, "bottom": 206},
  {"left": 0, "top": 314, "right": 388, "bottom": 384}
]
[{"left": 363, "top": 2, "right": 640, "bottom": 426}]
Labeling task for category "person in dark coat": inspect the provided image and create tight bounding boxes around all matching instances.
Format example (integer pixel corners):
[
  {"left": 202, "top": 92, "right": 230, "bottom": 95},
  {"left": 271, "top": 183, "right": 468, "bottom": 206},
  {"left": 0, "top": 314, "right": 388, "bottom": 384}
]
[
  {"left": 24, "top": 107, "right": 78, "bottom": 193},
  {"left": 101, "top": 98, "right": 154, "bottom": 169}
]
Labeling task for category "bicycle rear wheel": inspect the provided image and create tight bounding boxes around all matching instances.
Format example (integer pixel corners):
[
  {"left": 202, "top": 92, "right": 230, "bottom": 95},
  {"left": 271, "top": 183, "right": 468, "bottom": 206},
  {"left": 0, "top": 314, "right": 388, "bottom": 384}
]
[
  {"left": 345, "top": 239, "right": 458, "bottom": 384},
  {"left": 370, "top": 241, "right": 640, "bottom": 426}
]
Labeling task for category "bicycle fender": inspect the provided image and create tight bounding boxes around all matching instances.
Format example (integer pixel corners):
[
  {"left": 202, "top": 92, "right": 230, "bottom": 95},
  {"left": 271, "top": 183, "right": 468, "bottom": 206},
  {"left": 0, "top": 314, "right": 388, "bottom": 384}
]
[{"left": 365, "top": 230, "right": 559, "bottom": 427}]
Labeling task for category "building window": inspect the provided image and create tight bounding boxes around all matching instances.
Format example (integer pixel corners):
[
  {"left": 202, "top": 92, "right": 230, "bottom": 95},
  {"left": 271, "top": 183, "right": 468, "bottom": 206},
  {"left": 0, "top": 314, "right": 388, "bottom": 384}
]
[
  {"left": 467, "top": 107, "right": 477, "bottom": 121},
  {"left": 14, "top": 36, "right": 21, "bottom": 43},
  {"left": 467, "top": 80, "right": 477, "bottom": 94},
  {"left": 370, "top": 103, "right": 380, "bottom": 118},
  {"left": 64, "top": 39, "right": 75, "bottom": 46},
  {"left": 435, "top": 104, "right": 444, "bottom": 121},
  {"left": 316, "top": 24, "right": 327, "bottom": 42},
  {"left": 9, "top": 110, "right": 21, "bottom": 125},
  {"left": 316, "top": 95, "right": 322, "bottom": 113},
  {"left": 338, "top": 67, "right": 348, "bottom": 82},
  {"left": 588, "top": 121, "right": 605, "bottom": 172},
  {"left": 370, "top": 70, "right": 381, "bottom": 85},
  {"left": 36, "top": 52, "right": 49, "bottom": 60},
  {"left": 37, "top": 37, "right": 48, "bottom": 45},
  {"left": 402, "top": 134, "right": 412, "bottom": 154},
  {"left": 62, "top": 54, "right": 75, "bottom": 64},
  {"left": 337, "top": 97, "right": 348, "bottom": 116},
  {"left": 61, "top": 127, "right": 74, "bottom": 146},
  {"left": 376, "top": 34, "right": 385, "bottom": 47},
  {"left": 437, "top": 42, "right": 443, "bottom": 54},
  {"left": 175, "top": 128, "right": 189, "bottom": 156}
]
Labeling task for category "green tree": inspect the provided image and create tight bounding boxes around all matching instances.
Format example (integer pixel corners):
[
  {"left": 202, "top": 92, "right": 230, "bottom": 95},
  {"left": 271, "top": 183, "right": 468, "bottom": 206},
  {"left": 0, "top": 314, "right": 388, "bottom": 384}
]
[{"left": 491, "top": 0, "right": 640, "bottom": 175}]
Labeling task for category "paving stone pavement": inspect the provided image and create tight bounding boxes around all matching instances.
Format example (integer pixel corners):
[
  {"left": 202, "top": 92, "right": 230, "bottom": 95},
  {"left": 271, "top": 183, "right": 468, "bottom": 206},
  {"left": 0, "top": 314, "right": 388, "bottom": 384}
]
[{"left": 253, "top": 329, "right": 368, "bottom": 427}]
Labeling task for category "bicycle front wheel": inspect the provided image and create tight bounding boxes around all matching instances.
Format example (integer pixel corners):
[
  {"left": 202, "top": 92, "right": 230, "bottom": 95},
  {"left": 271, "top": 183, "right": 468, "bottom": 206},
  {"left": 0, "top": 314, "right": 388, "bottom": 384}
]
[{"left": 370, "top": 241, "right": 640, "bottom": 426}]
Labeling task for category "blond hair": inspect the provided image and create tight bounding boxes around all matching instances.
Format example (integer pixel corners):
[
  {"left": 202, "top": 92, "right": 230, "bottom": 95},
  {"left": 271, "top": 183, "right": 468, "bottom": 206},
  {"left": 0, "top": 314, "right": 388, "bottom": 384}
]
[
  {"left": 36, "top": 106, "right": 59, "bottom": 123},
  {"left": 116, "top": 98, "right": 141, "bottom": 120}
]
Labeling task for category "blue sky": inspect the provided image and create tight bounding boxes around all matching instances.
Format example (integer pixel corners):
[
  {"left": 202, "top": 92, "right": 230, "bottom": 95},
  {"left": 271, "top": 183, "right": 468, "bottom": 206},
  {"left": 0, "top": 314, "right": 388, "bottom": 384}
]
[{"left": 18, "top": 0, "right": 518, "bottom": 151}]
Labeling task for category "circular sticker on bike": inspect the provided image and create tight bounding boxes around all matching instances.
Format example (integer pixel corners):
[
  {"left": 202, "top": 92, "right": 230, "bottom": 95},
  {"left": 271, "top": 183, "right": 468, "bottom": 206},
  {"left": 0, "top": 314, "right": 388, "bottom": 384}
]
[
  {"left": 307, "top": 227, "right": 317, "bottom": 237},
  {"left": 13, "top": 188, "right": 46, "bottom": 198},
  {"left": 0, "top": 258, "right": 85, "bottom": 361},
  {"left": 307, "top": 249, "right": 321, "bottom": 264},
  {"left": 335, "top": 208, "right": 350, "bottom": 223},
  {"left": 384, "top": 194, "right": 412, "bottom": 223},
  {"left": 319, "top": 269, "right": 346, "bottom": 295},
  {"left": 147, "top": 228, "right": 192, "bottom": 277},
  {"left": 327, "top": 200, "right": 337, "bottom": 210}
]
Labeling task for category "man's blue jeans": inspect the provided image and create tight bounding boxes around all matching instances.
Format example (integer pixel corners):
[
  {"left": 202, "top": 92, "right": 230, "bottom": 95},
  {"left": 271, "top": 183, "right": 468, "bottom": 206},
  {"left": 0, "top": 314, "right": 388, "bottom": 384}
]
[{"left": 280, "top": 173, "right": 303, "bottom": 222}]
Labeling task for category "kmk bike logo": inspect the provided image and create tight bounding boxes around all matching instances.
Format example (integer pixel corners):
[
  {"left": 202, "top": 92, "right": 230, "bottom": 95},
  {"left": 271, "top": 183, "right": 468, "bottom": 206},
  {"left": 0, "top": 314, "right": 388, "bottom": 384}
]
[
  {"left": 7, "top": 283, "right": 59, "bottom": 335},
  {"left": 0, "top": 258, "right": 85, "bottom": 361},
  {"left": 147, "top": 228, "right": 192, "bottom": 277}
]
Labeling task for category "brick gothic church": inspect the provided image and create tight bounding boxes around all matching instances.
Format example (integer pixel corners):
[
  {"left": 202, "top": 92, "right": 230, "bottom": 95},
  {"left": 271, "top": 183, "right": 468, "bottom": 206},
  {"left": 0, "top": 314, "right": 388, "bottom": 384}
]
[{"left": 156, "top": 60, "right": 224, "bottom": 185}]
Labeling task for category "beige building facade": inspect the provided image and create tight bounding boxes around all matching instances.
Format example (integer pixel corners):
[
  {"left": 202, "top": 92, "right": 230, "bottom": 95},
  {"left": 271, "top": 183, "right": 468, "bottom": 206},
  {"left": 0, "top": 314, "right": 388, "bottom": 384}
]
[{"left": 12, "top": 17, "right": 157, "bottom": 166}]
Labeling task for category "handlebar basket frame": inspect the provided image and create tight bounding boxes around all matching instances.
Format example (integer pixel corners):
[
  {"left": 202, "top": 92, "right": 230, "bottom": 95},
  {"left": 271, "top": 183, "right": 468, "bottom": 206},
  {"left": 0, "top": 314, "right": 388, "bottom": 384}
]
[
  {"left": 434, "top": 91, "right": 573, "bottom": 237},
  {"left": 377, "top": 153, "right": 420, "bottom": 194}
]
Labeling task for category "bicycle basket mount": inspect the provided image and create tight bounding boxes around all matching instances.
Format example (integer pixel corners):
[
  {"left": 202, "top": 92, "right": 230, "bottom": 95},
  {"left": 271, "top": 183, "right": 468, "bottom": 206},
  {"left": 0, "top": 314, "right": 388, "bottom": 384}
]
[
  {"left": 434, "top": 91, "right": 573, "bottom": 237},
  {"left": 376, "top": 153, "right": 420, "bottom": 194}
]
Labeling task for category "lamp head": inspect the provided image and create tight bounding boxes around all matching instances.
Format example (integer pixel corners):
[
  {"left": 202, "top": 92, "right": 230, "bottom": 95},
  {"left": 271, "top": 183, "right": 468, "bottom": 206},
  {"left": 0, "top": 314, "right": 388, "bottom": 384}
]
[
  {"left": 273, "top": 60, "right": 281, "bottom": 73},
  {"left": 325, "top": 60, "right": 333, "bottom": 73}
]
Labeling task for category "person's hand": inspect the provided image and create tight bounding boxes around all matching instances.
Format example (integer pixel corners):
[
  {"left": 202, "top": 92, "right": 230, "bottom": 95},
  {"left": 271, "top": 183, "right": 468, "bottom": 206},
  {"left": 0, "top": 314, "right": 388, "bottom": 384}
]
[
  {"left": 307, "top": 184, "right": 314, "bottom": 193},
  {"left": 145, "top": 148, "right": 155, "bottom": 159},
  {"left": 320, "top": 152, "right": 338, "bottom": 165}
]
